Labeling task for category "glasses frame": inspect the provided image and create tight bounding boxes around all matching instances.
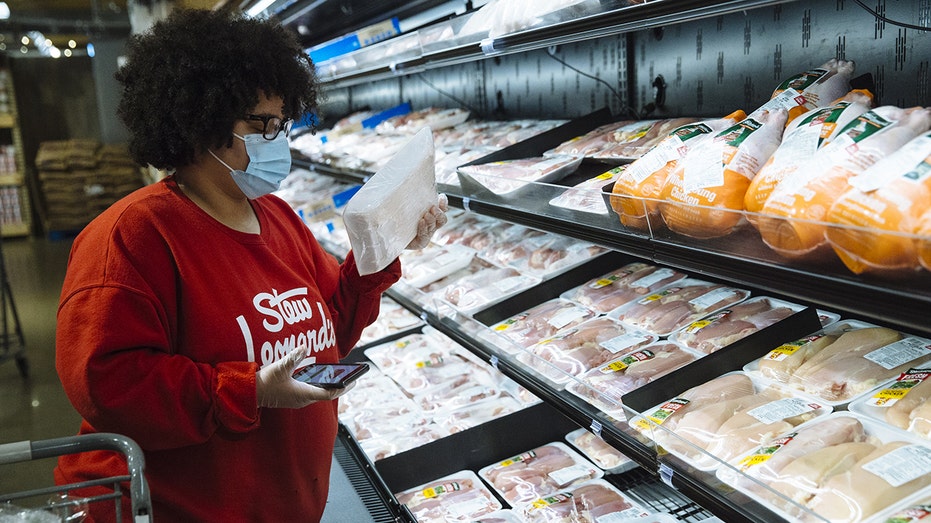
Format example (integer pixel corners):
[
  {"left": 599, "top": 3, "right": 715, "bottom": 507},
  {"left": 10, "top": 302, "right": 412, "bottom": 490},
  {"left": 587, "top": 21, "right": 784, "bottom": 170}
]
[{"left": 244, "top": 114, "right": 294, "bottom": 140}]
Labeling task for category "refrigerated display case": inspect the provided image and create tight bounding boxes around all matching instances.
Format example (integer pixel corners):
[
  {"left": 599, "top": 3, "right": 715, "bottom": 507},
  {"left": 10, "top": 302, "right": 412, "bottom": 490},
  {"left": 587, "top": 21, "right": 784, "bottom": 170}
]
[{"left": 280, "top": 0, "right": 931, "bottom": 521}]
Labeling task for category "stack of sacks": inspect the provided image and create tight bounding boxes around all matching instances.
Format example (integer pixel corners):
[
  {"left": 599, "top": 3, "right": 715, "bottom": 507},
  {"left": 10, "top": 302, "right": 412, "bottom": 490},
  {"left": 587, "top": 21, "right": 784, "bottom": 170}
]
[
  {"left": 35, "top": 139, "right": 94, "bottom": 231},
  {"left": 87, "top": 144, "right": 144, "bottom": 218}
]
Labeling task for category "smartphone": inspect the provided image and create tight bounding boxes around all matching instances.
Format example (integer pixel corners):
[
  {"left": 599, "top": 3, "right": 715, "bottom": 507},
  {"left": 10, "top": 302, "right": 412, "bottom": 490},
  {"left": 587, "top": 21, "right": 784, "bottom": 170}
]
[{"left": 292, "top": 363, "right": 370, "bottom": 389}]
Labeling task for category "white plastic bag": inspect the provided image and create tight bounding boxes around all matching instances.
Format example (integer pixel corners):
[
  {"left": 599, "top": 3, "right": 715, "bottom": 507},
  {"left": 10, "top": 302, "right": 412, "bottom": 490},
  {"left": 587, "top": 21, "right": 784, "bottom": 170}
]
[{"left": 342, "top": 127, "right": 438, "bottom": 275}]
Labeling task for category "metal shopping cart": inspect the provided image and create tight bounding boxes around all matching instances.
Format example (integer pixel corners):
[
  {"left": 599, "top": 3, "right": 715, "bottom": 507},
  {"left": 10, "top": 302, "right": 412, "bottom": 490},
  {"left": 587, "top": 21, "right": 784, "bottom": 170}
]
[{"left": 0, "top": 433, "right": 153, "bottom": 522}]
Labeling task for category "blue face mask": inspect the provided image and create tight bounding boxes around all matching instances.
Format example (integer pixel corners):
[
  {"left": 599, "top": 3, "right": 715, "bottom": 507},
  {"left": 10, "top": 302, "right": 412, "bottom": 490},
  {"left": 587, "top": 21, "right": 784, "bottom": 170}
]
[{"left": 210, "top": 132, "right": 291, "bottom": 199}]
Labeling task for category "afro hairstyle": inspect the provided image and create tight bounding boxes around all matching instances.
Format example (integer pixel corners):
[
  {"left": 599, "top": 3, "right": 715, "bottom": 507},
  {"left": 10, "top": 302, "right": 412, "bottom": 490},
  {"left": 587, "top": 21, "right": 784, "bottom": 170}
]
[{"left": 114, "top": 9, "right": 318, "bottom": 170}]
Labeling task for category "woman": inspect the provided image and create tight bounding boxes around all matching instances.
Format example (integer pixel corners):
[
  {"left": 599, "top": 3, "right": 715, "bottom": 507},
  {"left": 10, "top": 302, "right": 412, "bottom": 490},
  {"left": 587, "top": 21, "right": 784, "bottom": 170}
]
[{"left": 54, "top": 9, "right": 446, "bottom": 522}]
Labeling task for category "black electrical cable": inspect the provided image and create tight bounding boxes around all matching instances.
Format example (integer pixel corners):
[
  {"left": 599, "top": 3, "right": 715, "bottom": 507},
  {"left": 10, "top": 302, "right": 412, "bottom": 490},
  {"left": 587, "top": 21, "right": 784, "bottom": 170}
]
[
  {"left": 413, "top": 73, "right": 481, "bottom": 114},
  {"left": 852, "top": 0, "right": 931, "bottom": 31},
  {"left": 544, "top": 50, "right": 642, "bottom": 120}
]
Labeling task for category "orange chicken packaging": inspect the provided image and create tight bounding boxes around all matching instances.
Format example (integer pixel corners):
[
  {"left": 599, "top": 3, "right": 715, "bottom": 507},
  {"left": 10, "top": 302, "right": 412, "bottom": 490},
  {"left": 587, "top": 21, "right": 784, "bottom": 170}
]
[
  {"left": 658, "top": 109, "right": 787, "bottom": 239},
  {"left": 609, "top": 111, "right": 746, "bottom": 230},
  {"left": 825, "top": 131, "right": 931, "bottom": 275},
  {"left": 757, "top": 106, "right": 931, "bottom": 261},
  {"left": 744, "top": 90, "right": 874, "bottom": 219}
]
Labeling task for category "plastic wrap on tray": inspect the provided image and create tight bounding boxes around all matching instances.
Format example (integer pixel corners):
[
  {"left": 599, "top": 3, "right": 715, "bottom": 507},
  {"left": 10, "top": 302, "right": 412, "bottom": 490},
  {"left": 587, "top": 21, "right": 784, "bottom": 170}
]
[
  {"left": 631, "top": 372, "right": 831, "bottom": 471},
  {"left": 470, "top": 510, "right": 523, "bottom": 523},
  {"left": 566, "top": 341, "right": 699, "bottom": 416},
  {"left": 718, "top": 412, "right": 931, "bottom": 523},
  {"left": 745, "top": 320, "right": 931, "bottom": 406},
  {"left": 356, "top": 296, "right": 424, "bottom": 347},
  {"left": 670, "top": 296, "right": 803, "bottom": 354},
  {"left": 432, "top": 212, "right": 500, "bottom": 248},
  {"left": 565, "top": 428, "right": 637, "bottom": 473},
  {"left": 458, "top": 155, "right": 583, "bottom": 196},
  {"left": 413, "top": 367, "right": 502, "bottom": 413},
  {"left": 434, "top": 263, "right": 540, "bottom": 314},
  {"left": 489, "top": 299, "right": 598, "bottom": 353},
  {"left": 849, "top": 368, "right": 931, "bottom": 442},
  {"left": 395, "top": 470, "right": 503, "bottom": 522},
  {"left": 547, "top": 120, "right": 637, "bottom": 157},
  {"left": 478, "top": 442, "right": 603, "bottom": 507},
  {"left": 513, "top": 479, "right": 651, "bottom": 522},
  {"left": 359, "top": 425, "right": 446, "bottom": 461},
  {"left": 400, "top": 243, "right": 476, "bottom": 288},
  {"left": 477, "top": 224, "right": 549, "bottom": 267},
  {"left": 363, "top": 330, "right": 485, "bottom": 395},
  {"left": 504, "top": 235, "right": 607, "bottom": 280},
  {"left": 560, "top": 262, "right": 688, "bottom": 314},
  {"left": 433, "top": 395, "right": 524, "bottom": 434},
  {"left": 548, "top": 167, "right": 625, "bottom": 214},
  {"left": 516, "top": 316, "right": 658, "bottom": 386},
  {"left": 607, "top": 278, "right": 751, "bottom": 337},
  {"left": 593, "top": 117, "right": 701, "bottom": 160}
]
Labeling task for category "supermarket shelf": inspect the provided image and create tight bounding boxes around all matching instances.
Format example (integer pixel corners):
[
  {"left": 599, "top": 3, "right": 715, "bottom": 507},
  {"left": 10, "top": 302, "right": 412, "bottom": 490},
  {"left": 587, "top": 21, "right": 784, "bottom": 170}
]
[
  {"left": 317, "top": 0, "right": 791, "bottom": 89},
  {"left": 0, "top": 173, "right": 23, "bottom": 186},
  {"left": 0, "top": 113, "right": 13, "bottom": 128},
  {"left": 0, "top": 222, "right": 29, "bottom": 238}
]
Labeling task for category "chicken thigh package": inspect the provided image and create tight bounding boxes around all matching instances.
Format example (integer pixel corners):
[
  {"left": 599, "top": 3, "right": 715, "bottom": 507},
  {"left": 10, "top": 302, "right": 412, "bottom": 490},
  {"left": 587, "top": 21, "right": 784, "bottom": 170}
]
[
  {"left": 488, "top": 298, "right": 598, "bottom": 354},
  {"left": 745, "top": 320, "right": 931, "bottom": 406},
  {"left": 458, "top": 155, "right": 583, "bottom": 196},
  {"left": 513, "top": 479, "right": 652, "bottom": 522},
  {"left": 565, "top": 428, "right": 637, "bottom": 473},
  {"left": 630, "top": 371, "right": 831, "bottom": 471},
  {"left": 718, "top": 412, "right": 931, "bottom": 523},
  {"left": 566, "top": 341, "right": 700, "bottom": 417},
  {"left": 606, "top": 278, "right": 751, "bottom": 337},
  {"left": 560, "top": 262, "right": 688, "bottom": 315},
  {"left": 395, "top": 470, "right": 503, "bottom": 522},
  {"left": 478, "top": 442, "right": 603, "bottom": 507},
  {"left": 516, "top": 316, "right": 658, "bottom": 387}
]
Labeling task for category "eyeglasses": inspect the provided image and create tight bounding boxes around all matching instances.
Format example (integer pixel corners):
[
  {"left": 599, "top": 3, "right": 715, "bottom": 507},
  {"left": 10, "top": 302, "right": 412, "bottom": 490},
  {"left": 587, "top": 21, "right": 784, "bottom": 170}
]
[{"left": 244, "top": 114, "right": 294, "bottom": 140}]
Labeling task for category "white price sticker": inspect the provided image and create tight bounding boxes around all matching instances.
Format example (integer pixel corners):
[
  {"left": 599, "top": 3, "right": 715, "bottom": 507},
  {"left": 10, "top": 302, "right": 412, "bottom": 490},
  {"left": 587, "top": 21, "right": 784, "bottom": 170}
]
[
  {"left": 863, "top": 444, "right": 931, "bottom": 487},
  {"left": 600, "top": 333, "right": 651, "bottom": 354},
  {"left": 595, "top": 507, "right": 652, "bottom": 522},
  {"left": 747, "top": 397, "right": 820, "bottom": 424},
  {"left": 629, "top": 268, "right": 676, "bottom": 289},
  {"left": 688, "top": 287, "right": 739, "bottom": 310},
  {"left": 683, "top": 141, "right": 725, "bottom": 192},
  {"left": 548, "top": 307, "right": 589, "bottom": 330},
  {"left": 864, "top": 337, "right": 931, "bottom": 370},
  {"left": 547, "top": 464, "right": 593, "bottom": 487}
]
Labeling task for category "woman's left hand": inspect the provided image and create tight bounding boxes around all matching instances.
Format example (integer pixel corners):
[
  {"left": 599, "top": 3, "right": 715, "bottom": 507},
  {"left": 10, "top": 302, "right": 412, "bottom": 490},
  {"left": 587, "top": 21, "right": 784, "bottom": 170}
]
[{"left": 407, "top": 194, "right": 449, "bottom": 250}]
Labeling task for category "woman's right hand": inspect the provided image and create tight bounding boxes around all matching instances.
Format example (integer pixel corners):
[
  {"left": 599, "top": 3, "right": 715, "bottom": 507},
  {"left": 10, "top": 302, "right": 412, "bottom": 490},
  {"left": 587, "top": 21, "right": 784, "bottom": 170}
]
[{"left": 256, "top": 346, "right": 354, "bottom": 408}]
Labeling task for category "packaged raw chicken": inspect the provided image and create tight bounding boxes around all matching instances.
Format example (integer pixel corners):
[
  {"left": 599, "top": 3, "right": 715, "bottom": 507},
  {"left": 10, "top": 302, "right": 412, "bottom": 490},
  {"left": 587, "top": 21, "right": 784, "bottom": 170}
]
[
  {"left": 548, "top": 167, "right": 625, "bottom": 215},
  {"left": 594, "top": 117, "right": 700, "bottom": 160},
  {"left": 413, "top": 367, "right": 502, "bottom": 413},
  {"left": 359, "top": 424, "right": 445, "bottom": 461},
  {"left": 356, "top": 296, "right": 424, "bottom": 347},
  {"left": 490, "top": 299, "right": 597, "bottom": 353},
  {"left": 516, "top": 316, "right": 658, "bottom": 386},
  {"left": 477, "top": 224, "right": 551, "bottom": 267},
  {"left": 458, "top": 155, "right": 582, "bottom": 196},
  {"left": 560, "top": 262, "right": 688, "bottom": 314},
  {"left": 436, "top": 264, "right": 540, "bottom": 313},
  {"left": 609, "top": 111, "right": 746, "bottom": 230},
  {"left": 478, "top": 442, "right": 603, "bottom": 506},
  {"left": 645, "top": 372, "right": 830, "bottom": 471},
  {"left": 670, "top": 296, "right": 802, "bottom": 354},
  {"left": 505, "top": 235, "right": 607, "bottom": 280},
  {"left": 567, "top": 341, "right": 699, "bottom": 416},
  {"left": 432, "top": 212, "right": 499, "bottom": 248},
  {"left": 658, "top": 109, "right": 788, "bottom": 239},
  {"left": 470, "top": 510, "right": 523, "bottom": 523},
  {"left": 565, "top": 428, "right": 636, "bottom": 472},
  {"left": 825, "top": 131, "right": 931, "bottom": 275},
  {"left": 632, "top": 372, "right": 756, "bottom": 436},
  {"left": 757, "top": 106, "right": 931, "bottom": 261},
  {"left": 433, "top": 395, "right": 524, "bottom": 434},
  {"left": 770, "top": 58, "right": 857, "bottom": 125},
  {"left": 400, "top": 243, "right": 476, "bottom": 288},
  {"left": 744, "top": 90, "right": 874, "bottom": 218},
  {"left": 395, "top": 470, "right": 503, "bottom": 522},
  {"left": 607, "top": 278, "right": 750, "bottom": 337},
  {"left": 513, "top": 479, "right": 651, "bottom": 522},
  {"left": 548, "top": 120, "right": 637, "bottom": 157}
]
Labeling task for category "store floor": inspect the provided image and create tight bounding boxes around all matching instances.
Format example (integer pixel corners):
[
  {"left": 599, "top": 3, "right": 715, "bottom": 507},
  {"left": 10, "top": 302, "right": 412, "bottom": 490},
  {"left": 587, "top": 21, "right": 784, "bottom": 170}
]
[{"left": 0, "top": 235, "right": 374, "bottom": 522}]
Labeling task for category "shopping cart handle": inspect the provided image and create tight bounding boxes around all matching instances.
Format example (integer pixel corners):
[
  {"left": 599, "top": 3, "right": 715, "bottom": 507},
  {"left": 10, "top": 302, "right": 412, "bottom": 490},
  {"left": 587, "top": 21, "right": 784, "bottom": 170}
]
[{"left": 0, "top": 433, "right": 153, "bottom": 522}]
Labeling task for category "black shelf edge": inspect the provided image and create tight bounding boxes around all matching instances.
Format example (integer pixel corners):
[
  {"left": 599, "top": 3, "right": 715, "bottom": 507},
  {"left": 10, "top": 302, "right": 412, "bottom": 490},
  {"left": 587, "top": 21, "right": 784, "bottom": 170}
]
[{"left": 292, "top": 158, "right": 369, "bottom": 185}]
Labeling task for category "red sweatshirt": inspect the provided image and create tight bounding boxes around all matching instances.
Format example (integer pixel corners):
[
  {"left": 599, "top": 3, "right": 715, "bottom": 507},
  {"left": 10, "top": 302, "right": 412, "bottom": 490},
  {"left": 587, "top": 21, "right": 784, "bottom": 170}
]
[{"left": 54, "top": 175, "right": 400, "bottom": 522}]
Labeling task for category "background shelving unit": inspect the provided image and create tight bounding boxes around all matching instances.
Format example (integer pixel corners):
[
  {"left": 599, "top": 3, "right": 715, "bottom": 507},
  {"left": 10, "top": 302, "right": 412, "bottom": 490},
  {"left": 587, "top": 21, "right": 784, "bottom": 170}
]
[{"left": 0, "top": 68, "right": 30, "bottom": 238}]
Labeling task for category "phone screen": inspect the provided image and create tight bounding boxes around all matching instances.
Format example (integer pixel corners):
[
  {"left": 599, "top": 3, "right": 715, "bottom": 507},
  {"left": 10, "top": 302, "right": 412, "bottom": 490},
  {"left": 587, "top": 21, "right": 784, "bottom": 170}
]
[{"left": 292, "top": 363, "right": 369, "bottom": 389}]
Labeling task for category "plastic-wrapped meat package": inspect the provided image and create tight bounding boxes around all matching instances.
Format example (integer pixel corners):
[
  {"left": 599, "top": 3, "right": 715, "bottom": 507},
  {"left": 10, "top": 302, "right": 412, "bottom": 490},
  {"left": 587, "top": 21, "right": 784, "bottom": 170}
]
[
  {"left": 458, "top": 155, "right": 583, "bottom": 196},
  {"left": 436, "top": 264, "right": 540, "bottom": 313},
  {"left": 634, "top": 373, "right": 757, "bottom": 436},
  {"left": 608, "top": 278, "right": 751, "bottom": 337},
  {"left": 432, "top": 212, "right": 500, "bottom": 248},
  {"left": 395, "top": 470, "right": 503, "bottom": 522},
  {"left": 565, "top": 428, "right": 636, "bottom": 472},
  {"left": 671, "top": 296, "right": 802, "bottom": 355},
  {"left": 743, "top": 89, "right": 874, "bottom": 218},
  {"left": 561, "top": 262, "right": 688, "bottom": 314},
  {"left": 514, "top": 479, "right": 651, "bottom": 522},
  {"left": 517, "top": 316, "right": 658, "bottom": 385},
  {"left": 376, "top": 348, "right": 487, "bottom": 397},
  {"left": 433, "top": 395, "right": 524, "bottom": 434},
  {"left": 490, "top": 299, "right": 597, "bottom": 353},
  {"left": 609, "top": 112, "right": 746, "bottom": 230},
  {"left": 659, "top": 108, "right": 789, "bottom": 239},
  {"left": 414, "top": 366, "right": 501, "bottom": 413},
  {"left": 567, "top": 342, "right": 698, "bottom": 415},
  {"left": 478, "top": 442, "right": 603, "bottom": 506},
  {"left": 825, "top": 130, "right": 931, "bottom": 275},
  {"left": 758, "top": 106, "right": 931, "bottom": 262},
  {"left": 418, "top": 257, "right": 496, "bottom": 297},
  {"left": 337, "top": 370, "right": 412, "bottom": 418},
  {"left": 356, "top": 296, "right": 424, "bottom": 347},
  {"left": 470, "top": 510, "right": 523, "bottom": 523},
  {"left": 359, "top": 425, "right": 445, "bottom": 461},
  {"left": 877, "top": 369, "right": 931, "bottom": 438},
  {"left": 436, "top": 147, "right": 493, "bottom": 185},
  {"left": 507, "top": 235, "right": 607, "bottom": 279},
  {"left": 648, "top": 373, "right": 829, "bottom": 470},
  {"left": 548, "top": 120, "right": 637, "bottom": 157},
  {"left": 595, "top": 117, "right": 701, "bottom": 160},
  {"left": 548, "top": 167, "right": 625, "bottom": 214},
  {"left": 770, "top": 59, "right": 857, "bottom": 125},
  {"left": 400, "top": 244, "right": 476, "bottom": 288},
  {"left": 477, "top": 224, "right": 549, "bottom": 267}
]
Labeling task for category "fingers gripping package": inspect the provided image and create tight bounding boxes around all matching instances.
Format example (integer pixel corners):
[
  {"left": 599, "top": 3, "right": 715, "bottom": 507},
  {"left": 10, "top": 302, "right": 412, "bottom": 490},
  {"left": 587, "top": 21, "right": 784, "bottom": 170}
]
[{"left": 342, "top": 127, "right": 439, "bottom": 275}]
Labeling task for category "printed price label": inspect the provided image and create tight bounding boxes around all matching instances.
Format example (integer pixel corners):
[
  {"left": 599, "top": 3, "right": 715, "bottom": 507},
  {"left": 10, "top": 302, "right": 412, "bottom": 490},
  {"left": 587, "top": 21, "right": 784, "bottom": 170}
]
[
  {"left": 863, "top": 444, "right": 931, "bottom": 488},
  {"left": 422, "top": 481, "right": 461, "bottom": 499},
  {"left": 882, "top": 504, "right": 931, "bottom": 522},
  {"left": 629, "top": 268, "right": 677, "bottom": 289},
  {"left": 548, "top": 464, "right": 593, "bottom": 487},
  {"left": 548, "top": 307, "right": 590, "bottom": 330},
  {"left": 747, "top": 398, "right": 820, "bottom": 424},
  {"left": 498, "top": 450, "right": 536, "bottom": 468},
  {"left": 688, "top": 287, "right": 739, "bottom": 310},
  {"left": 638, "top": 287, "right": 680, "bottom": 304},
  {"left": 599, "top": 350, "right": 655, "bottom": 373},
  {"left": 596, "top": 507, "right": 652, "bottom": 522},
  {"left": 764, "top": 336, "right": 824, "bottom": 362},
  {"left": 864, "top": 337, "right": 931, "bottom": 370},
  {"left": 600, "top": 333, "right": 652, "bottom": 354},
  {"left": 647, "top": 398, "right": 691, "bottom": 424},
  {"left": 530, "top": 493, "right": 572, "bottom": 509},
  {"left": 739, "top": 433, "right": 797, "bottom": 470},
  {"left": 868, "top": 368, "right": 931, "bottom": 407}
]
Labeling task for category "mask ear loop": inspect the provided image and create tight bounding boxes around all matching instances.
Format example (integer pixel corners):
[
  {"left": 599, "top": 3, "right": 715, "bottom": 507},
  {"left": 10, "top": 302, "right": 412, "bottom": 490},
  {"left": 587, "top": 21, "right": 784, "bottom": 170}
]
[{"left": 208, "top": 133, "right": 247, "bottom": 171}]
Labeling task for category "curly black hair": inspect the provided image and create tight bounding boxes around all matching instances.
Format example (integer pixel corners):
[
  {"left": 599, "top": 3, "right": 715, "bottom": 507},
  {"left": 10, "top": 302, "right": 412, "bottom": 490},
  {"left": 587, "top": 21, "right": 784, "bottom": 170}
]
[{"left": 115, "top": 9, "right": 318, "bottom": 170}]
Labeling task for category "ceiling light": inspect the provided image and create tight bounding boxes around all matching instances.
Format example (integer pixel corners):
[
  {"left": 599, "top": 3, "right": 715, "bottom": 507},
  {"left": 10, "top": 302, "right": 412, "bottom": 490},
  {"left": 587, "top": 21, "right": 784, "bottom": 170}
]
[
  {"left": 50, "top": 47, "right": 61, "bottom": 58},
  {"left": 86, "top": 43, "right": 95, "bottom": 58},
  {"left": 0, "top": 3, "right": 9, "bottom": 21},
  {"left": 64, "top": 49, "right": 72, "bottom": 57},
  {"left": 20, "top": 36, "right": 28, "bottom": 45},
  {"left": 246, "top": 0, "right": 276, "bottom": 17},
  {"left": 68, "top": 40, "right": 76, "bottom": 49},
  {"left": 19, "top": 46, "right": 26, "bottom": 54}
]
